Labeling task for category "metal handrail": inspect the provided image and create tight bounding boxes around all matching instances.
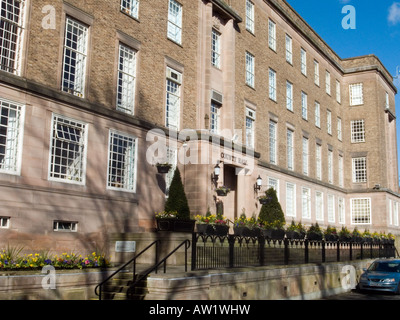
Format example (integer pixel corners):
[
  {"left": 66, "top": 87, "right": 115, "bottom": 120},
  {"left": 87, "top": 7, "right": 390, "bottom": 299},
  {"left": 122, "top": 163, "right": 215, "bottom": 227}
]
[
  {"left": 128, "top": 239, "right": 191, "bottom": 295},
  {"left": 95, "top": 240, "right": 160, "bottom": 300}
]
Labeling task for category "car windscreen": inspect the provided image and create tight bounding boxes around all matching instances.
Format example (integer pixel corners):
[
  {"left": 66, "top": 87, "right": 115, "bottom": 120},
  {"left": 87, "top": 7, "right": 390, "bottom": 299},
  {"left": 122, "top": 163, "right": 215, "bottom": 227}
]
[{"left": 368, "top": 262, "right": 400, "bottom": 273}]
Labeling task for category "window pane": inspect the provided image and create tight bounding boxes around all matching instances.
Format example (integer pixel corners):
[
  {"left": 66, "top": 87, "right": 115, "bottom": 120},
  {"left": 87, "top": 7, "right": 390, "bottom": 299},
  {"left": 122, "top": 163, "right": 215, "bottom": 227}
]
[
  {"left": 117, "top": 44, "right": 136, "bottom": 114},
  {"left": 0, "top": 99, "right": 23, "bottom": 174},
  {"left": 121, "top": 0, "right": 139, "bottom": 19},
  {"left": 62, "top": 17, "right": 88, "bottom": 97},
  {"left": 0, "top": 0, "right": 25, "bottom": 74},
  {"left": 108, "top": 131, "right": 136, "bottom": 191},
  {"left": 49, "top": 114, "right": 87, "bottom": 183},
  {"left": 351, "top": 198, "right": 371, "bottom": 224},
  {"left": 167, "top": 0, "right": 182, "bottom": 44}
]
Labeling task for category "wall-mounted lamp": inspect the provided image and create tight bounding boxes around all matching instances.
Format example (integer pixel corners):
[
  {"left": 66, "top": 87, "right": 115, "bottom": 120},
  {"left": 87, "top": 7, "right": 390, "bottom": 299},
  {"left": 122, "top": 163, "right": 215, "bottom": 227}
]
[
  {"left": 254, "top": 175, "right": 262, "bottom": 191},
  {"left": 212, "top": 163, "right": 221, "bottom": 183}
]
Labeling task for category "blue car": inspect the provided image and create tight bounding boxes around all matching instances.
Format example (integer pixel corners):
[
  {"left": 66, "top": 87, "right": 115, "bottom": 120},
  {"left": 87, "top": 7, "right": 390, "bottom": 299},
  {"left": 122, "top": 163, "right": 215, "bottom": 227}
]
[{"left": 358, "top": 259, "right": 400, "bottom": 294}]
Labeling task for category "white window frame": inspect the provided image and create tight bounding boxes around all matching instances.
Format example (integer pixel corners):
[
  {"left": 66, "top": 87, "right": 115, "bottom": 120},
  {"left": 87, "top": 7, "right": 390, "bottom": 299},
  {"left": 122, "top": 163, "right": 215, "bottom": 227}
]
[
  {"left": 53, "top": 221, "right": 78, "bottom": 232},
  {"left": 315, "top": 101, "right": 320, "bottom": 128},
  {"left": 61, "top": 17, "right": 89, "bottom": 98},
  {"left": 286, "top": 81, "right": 293, "bottom": 111},
  {"left": 0, "top": 217, "right": 10, "bottom": 229},
  {"left": 116, "top": 43, "right": 137, "bottom": 115},
  {"left": 351, "top": 198, "right": 371, "bottom": 225},
  {"left": 246, "top": 0, "right": 255, "bottom": 33},
  {"left": 314, "top": 60, "right": 319, "bottom": 86},
  {"left": 350, "top": 83, "right": 363, "bottom": 106},
  {"left": 352, "top": 157, "right": 367, "bottom": 183},
  {"left": 167, "top": 0, "right": 182, "bottom": 44},
  {"left": 210, "top": 101, "right": 221, "bottom": 134},
  {"left": 315, "top": 191, "right": 324, "bottom": 222},
  {"left": 245, "top": 51, "right": 255, "bottom": 88},
  {"left": 328, "top": 149, "right": 333, "bottom": 184},
  {"left": 269, "top": 68, "right": 276, "bottom": 101},
  {"left": 338, "top": 197, "right": 345, "bottom": 224},
  {"left": 107, "top": 130, "right": 138, "bottom": 192},
  {"left": 301, "top": 91, "right": 307, "bottom": 120},
  {"left": 336, "top": 80, "right": 341, "bottom": 103},
  {"left": 394, "top": 202, "right": 399, "bottom": 227},
  {"left": 302, "top": 187, "right": 311, "bottom": 220},
  {"left": 327, "top": 194, "right": 335, "bottom": 223},
  {"left": 287, "top": 129, "right": 294, "bottom": 171},
  {"left": 268, "top": 177, "right": 279, "bottom": 199},
  {"left": 48, "top": 114, "right": 88, "bottom": 185},
  {"left": 337, "top": 117, "right": 342, "bottom": 141},
  {"left": 0, "top": 0, "right": 26, "bottom": 75},
  {"left": 301, "top": 48, "right": 307, "bottom": 76},
  {"left": 285, "top": 34, "right": 292, "bottom": 64},
  {"left": 211, "top": 28, "right": 221, "bottom": 69},
  {"left": 0, "top": 98, "right": 25, "bottom": 175},
  {"left": 245, "top": 108, "right": 255, "bottom": 148},
  {"left": 327, "top": 110, "right": 332, "bottom": 135},
  {"left": 286, "top": 182, "right": 296, "bottom": 218},
  {"left": 165, "top": 67, "right": 182, "bottom": 130},
  {"left": 338, "top": 155, "right": 344, "bottom": 188},
  {"left": 351, "top": 120, "right": 365, "bottom": 143},
  {"left": 385, "top": 92, "right": 390, "bottom": 109},
  {"left": 325, "top": 71, "right": 331, "bottom": 95},
  {"left": 269, "top": 120, "right": 277, "bottom": 165},
  {"left": 302, "top": 137, "right": 309, "bottom": 176},
  {"left": 268, "top": 19, "right": 276, "bottom": 51},
  {"left": 316, "top": 144, "right": 322, "bottom": 181},
  {"left": 120, "top": 0, "right": 139, "bottom": 19}
]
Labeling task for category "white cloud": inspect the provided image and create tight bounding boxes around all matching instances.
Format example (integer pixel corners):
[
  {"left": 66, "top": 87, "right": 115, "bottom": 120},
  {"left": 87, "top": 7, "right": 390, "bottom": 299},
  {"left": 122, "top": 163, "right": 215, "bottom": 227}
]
[{"left": 388, "top": 2, "right": 400, "bottom": 25}]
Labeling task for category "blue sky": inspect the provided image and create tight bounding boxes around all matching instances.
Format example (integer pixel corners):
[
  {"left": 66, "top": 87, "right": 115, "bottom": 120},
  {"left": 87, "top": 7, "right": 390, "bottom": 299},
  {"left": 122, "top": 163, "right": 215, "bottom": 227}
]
[{"left": 285, "top": 0, "right": 400, "bottom": 181}]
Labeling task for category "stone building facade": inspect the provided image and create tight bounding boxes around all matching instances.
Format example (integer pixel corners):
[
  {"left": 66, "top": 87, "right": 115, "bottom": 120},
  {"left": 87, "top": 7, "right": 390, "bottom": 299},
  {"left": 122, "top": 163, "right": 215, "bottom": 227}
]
[{"left": 0, "top": 0, "right": 398, "bottom": 254}]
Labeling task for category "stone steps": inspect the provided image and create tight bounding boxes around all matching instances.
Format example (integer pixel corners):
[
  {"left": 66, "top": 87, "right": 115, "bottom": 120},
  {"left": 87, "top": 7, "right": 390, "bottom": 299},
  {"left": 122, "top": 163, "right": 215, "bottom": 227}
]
[{"left": 99, "top": 273, "right": 148, "bottom": 300}]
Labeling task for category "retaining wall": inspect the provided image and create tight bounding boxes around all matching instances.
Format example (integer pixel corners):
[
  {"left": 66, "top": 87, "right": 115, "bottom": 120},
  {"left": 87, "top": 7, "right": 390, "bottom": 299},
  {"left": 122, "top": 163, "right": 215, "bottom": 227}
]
[{"left": 0, "top": 260, "right": 373, "bottom": 300}]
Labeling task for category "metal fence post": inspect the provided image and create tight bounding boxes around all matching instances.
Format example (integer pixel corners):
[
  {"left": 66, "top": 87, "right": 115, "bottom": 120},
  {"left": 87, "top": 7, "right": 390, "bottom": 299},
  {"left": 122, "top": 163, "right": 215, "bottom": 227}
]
[
  {"left": 191, "top": 232, "right": 197, "bottom": 271},
  {"left": 305, "top": 239, "right": 309, "bottom": 264},
  {"left": 337, "top": 241, "right": 340, "bottom": 262},
  {"left": 349, "top": 242, "right": 353, "bottom": 261},
  {"left": 259, "top": 236, "right": 265, "bottom": 266},
  {"left": 284, "top": 238, "right": 289, "bottom": 265},
  {"left": 228, "top": 234, "right": 235, "bottom": 268},
  {"left": 321, "top": 240, "right": 326, "bottom": 263}
]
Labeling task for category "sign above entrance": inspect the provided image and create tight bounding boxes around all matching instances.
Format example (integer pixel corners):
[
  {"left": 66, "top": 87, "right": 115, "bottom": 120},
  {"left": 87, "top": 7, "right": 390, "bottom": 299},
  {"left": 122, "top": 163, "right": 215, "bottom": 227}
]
[{"left": 220, "top": 152, "right": 248, "bottom": 166}]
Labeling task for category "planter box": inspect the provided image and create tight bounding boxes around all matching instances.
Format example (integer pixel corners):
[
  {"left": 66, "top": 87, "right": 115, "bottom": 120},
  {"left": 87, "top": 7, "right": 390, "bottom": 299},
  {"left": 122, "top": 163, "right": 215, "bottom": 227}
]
[
  {"left": 196, "top": 224, "right": 214, "bottom": 235},
  {"left": 339, "top": 235, "right": 352, "bottom": 242},
  {"left": 214, "top": 225, "right": 229, "bottom": 236},
  {"left": 263, "top": 229, "right": 285, "bottom": 240},
  {"left": 325, "top": 234, "right": 339, "bottom": 242},
  {"left": 156, "top": 165, "right": 172, "bottom": 174},
  {"left": 156, "top": 218, "right": 195, "bottom": 233},
  {"left": 307, "top": 232, "right": 323, "bottom": 241},
  {"left": 234, "top": 226, "right": 255, "bottom": 237},
  {"left": 216, "top": 189, "right": 228, "bottom": 197},
  {"left": 286, "top": 231, "right": 305, "bottom": 240},
  {"left": 259, "top": 198, "right": 271, "bottom": 205},
  {"left": 351, "top": 236, "right": 363, "bottom": 243}
]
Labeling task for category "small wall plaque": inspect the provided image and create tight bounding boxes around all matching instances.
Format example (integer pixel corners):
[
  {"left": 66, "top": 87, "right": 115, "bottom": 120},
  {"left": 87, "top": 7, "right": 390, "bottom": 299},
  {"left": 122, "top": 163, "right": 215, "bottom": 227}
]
[{"left": 115, "top": 241, "right": 136, "bottom": 253}]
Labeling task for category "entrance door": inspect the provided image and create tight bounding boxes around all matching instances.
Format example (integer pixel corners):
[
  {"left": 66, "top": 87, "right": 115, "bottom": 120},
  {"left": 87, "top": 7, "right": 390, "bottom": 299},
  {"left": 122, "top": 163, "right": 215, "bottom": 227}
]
[{"left": 222, "top": 165, "right": 237, "bottom": 221}]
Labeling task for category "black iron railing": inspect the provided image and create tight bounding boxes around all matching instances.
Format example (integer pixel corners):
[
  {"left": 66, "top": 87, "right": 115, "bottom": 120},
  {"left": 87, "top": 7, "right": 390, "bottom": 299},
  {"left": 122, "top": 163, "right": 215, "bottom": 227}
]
[
  {"left": 95, "top": 240, "right": 160, "bottom": 300},
  {"left": 95, "top": 239, "right": 191, "bottom": 300},
  {"left": 191, "top": 233, "right": 397, "bottom": 271}
]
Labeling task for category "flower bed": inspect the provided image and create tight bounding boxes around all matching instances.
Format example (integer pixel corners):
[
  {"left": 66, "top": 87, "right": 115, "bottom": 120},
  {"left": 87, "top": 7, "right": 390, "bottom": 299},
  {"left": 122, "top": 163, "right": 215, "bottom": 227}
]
[{"left": 0, "top": 249, "right": 110, "bottom": 271}]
